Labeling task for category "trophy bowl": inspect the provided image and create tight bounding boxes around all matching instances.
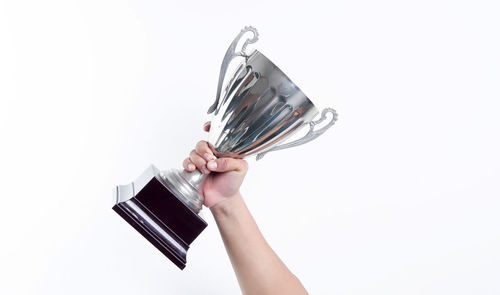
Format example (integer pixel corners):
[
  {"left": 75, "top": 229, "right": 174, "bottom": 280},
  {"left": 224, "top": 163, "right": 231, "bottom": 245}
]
[
  {"left": 208, "top": 49, "right": 322, "bottom": 159},
  {"left": 113, "top": 26, "right": 338, "bottom": 269}
]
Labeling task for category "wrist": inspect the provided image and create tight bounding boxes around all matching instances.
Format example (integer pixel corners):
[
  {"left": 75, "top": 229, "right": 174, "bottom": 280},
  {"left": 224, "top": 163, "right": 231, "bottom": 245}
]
[{"left": 210, "top": 192, "right": 243, "bottom": 218}]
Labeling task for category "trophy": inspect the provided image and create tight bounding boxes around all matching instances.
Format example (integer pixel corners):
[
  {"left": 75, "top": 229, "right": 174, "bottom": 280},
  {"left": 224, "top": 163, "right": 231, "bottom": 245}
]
[{"left": 113, "top": 26, "right": 338, "bottom": 269}]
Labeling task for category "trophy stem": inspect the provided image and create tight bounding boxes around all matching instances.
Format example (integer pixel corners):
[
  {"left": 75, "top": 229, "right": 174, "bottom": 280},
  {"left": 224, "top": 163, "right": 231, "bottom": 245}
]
[{"left": 159, "top": 168, "right": 206, "bottom": 213}]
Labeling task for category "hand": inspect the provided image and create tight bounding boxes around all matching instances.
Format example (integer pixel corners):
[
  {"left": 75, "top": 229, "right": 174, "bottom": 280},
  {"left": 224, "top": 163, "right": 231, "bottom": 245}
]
[{"left": 183, "top": 122, "right": 248, "bottom": 208}]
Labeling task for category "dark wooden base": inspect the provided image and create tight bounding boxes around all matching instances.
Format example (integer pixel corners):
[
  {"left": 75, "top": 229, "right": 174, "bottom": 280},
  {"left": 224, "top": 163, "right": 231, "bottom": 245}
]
[{"left": 113, "top": 165, "right": 207, "bottom": 269}]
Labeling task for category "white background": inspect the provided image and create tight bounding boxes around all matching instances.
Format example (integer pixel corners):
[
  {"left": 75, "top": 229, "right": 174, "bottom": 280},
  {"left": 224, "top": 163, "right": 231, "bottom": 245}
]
[{"left": 1, "top": 0, "right": 499, "bottom": 294}]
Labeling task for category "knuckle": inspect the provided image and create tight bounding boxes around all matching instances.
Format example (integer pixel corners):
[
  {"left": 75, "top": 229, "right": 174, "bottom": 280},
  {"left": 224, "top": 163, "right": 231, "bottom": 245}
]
[
  {"left": 196, "top": 140, "right": 208, "bottom": 151},
  {"left": 218, "top": 158, "right": 228, "bottom": 170},
  {"left": 189, "top": 150, "right": 205, "bottom": 166},
  {"left": 195, "top": 158, "right": 205, "bottom": 166}
]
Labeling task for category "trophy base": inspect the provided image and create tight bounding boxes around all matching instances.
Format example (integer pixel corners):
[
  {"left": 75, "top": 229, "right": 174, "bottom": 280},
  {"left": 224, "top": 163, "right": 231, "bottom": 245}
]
[{"left": 113, "top": 165, "right": 207, "bottom": 269}]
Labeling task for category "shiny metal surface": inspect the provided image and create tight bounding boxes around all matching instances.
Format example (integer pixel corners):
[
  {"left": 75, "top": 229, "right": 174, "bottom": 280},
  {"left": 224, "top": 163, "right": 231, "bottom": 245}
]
[
  {"left": 159, "top": 169, "right": 204, "bottom": 213},
  {"left": 255, "top": 107, "right": 338, "bottom": 160},
  {"left": 207, "top": 26, "right": 259, "bottom": 115},
  {"left": 113, "top": 26, "right": 339, "bottom": 269},
  {"left": 208, "top": 50, "right": 335, "bottom": 159},
  {"left": 158, "top": 26, "right": 338, "bottom": 213}
]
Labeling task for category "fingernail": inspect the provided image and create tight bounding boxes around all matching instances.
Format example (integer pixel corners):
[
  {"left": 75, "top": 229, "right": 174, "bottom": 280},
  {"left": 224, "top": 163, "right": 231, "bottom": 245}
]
[
  {"left": 207, "top": 160, "right": 217, "bottom": 170},
  {"left": 201, "top": 165, "right": 210, "bottom": 174},
  {"left": 204, "top": 153, "right": 213, "bottom": 161},
  {"left": 188, "top": 164, "right": 195, "bottom": 171}
]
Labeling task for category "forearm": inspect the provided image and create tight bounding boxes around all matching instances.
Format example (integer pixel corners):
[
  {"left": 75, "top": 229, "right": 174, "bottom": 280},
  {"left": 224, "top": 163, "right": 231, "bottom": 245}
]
[{"left": 210, "top": 193, "right": 308, "bottom": 295}]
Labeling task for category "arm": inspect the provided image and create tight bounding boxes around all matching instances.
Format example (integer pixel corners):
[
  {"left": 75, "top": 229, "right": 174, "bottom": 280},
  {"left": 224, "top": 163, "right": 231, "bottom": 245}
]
[
  {"left": 211, "top": 193, "right": 308, "bottom": 295},
  {"left": 182, "top": 123, "right": 308, "bottom": 295}
]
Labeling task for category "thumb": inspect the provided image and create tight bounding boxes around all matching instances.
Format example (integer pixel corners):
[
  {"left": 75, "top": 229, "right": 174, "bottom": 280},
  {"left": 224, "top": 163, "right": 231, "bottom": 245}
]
[{"left": 206, "top": 158, "right": 248, "bottom": 173}]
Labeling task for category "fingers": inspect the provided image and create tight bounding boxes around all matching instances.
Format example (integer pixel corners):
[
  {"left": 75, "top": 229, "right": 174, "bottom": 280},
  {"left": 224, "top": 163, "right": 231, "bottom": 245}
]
[
  {"left": 184, "top": 139, "right": 247, "bottom": 176},
  {"left": 183, "top": 141, "right": 216, "bottom": 175},
  {"left": 183, "top": 158, "right": 196, "bottom": 172},
  {"left": 189, "top": 149, "right": 210, "bottom": 174},
  {"left": 206, "top": 158, "right": 248, "bottom": 174},
  {"left": 196, "top": 140, "right": 215, "bottom": 162},
  {"left": 203, "top": 121, "right": 211, "bottom": 132}
]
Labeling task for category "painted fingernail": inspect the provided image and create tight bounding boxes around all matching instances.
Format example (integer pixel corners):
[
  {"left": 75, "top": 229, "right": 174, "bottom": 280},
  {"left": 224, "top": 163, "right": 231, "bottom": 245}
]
[
  {"left": 201, "top": 165, "right": 210, "bottom": 174},
  {"left": 188, "top": 164, "right": 195, "bottom": 171},
  {"left": 204, "top": 153, "right": 213, "bottom": 161},
  {"left": 207, "top": 160, "right": 217, "bottom": 170}
]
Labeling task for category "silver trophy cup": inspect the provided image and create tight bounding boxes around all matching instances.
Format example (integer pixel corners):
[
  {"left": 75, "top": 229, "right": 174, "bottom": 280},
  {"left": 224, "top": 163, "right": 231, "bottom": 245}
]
[{"left": 113, "top": 27, "right": 338, "bottom": 269}]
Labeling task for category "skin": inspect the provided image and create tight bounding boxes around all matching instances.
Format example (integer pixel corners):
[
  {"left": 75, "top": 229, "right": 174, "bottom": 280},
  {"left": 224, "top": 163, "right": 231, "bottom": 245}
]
[{"left": 182, "top": 122, "right": 308, "bottom": 295}]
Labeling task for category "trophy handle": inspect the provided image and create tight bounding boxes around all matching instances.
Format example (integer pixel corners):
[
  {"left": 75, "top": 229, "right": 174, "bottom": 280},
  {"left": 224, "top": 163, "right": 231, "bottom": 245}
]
[
  {"left": 256, "top": 108, "right": 338, "bottom": 160},
  {"left": 207, "top": 26, "right": 259, "bottom": 114}
]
